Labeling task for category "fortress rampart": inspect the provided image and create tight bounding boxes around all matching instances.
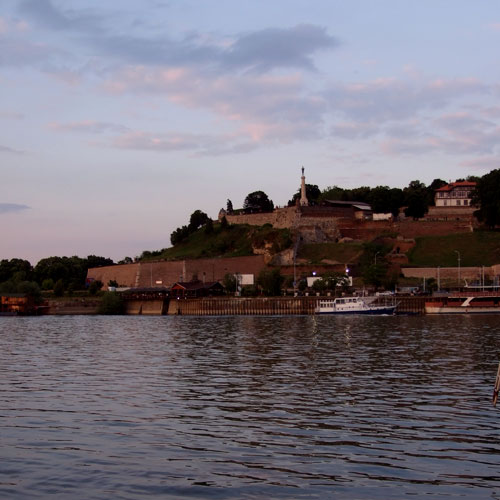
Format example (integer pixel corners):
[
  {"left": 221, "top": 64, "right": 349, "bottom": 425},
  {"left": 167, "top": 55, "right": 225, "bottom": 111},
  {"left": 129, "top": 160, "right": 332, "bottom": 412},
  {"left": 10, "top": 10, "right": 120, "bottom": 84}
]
[{"left": 87, "top": 255, "right": 267, "bottom": 289}]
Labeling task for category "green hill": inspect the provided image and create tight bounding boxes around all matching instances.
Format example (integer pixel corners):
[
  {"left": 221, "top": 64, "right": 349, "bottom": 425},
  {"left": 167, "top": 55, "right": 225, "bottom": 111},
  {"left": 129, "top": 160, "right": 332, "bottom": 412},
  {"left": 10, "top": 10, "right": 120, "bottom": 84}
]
[
  {"left": 408, "top": 231, "right": 500, "bottom": 267},
  {"left": 141, "top": 223, "right": 292, "bottom": 261},
  {"left": 139, "top": 221, "right": 500, "bottom": 270}
]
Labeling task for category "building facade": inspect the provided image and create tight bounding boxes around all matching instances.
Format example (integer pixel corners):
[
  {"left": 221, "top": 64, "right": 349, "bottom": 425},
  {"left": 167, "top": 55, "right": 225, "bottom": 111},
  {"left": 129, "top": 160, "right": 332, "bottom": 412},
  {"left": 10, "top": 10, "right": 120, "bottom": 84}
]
[{"left": 434, "top": 181, "right": 476, "bottom": 208}]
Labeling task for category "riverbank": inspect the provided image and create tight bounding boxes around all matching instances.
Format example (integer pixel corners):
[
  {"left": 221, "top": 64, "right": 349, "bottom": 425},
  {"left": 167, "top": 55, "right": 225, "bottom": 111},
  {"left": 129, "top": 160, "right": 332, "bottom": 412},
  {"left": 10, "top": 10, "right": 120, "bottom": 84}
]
[{"left": 42, "top": 295, "right": 426, "bottom": 315}]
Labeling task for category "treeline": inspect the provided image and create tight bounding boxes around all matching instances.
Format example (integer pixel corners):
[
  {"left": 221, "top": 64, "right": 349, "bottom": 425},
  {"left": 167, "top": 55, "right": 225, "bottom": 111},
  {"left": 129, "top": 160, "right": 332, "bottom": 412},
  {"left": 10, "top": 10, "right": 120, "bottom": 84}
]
[
  {"left": 291, "top": 178, "right": 482, "bottom": 219},
  {"left": 224, "top": 177, "right": 483, "bottom": 221},
  {"left": 0, "top": 255, "right": 114, "bottom": 299}
]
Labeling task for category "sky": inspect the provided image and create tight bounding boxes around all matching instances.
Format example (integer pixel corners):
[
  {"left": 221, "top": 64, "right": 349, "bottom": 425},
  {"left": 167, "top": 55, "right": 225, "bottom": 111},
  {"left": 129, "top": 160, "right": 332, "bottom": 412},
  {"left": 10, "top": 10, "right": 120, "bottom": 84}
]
[{"left": 1, "top": 0, "right": 499, "bottom": 265}]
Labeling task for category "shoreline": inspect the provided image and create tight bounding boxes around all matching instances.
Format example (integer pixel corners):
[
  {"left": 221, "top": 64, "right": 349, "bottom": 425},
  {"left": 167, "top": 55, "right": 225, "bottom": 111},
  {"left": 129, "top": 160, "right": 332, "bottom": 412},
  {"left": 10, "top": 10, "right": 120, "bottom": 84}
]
[{"left": 37, "top": 296, "right": 427, "bottom": 316}]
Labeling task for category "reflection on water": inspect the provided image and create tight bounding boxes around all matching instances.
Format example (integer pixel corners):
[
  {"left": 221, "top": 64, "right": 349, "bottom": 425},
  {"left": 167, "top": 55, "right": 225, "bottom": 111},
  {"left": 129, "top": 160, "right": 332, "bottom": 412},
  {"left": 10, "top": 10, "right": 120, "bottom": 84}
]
[{"left": 1, "top": 315, "right": 500, "bottom": 499}]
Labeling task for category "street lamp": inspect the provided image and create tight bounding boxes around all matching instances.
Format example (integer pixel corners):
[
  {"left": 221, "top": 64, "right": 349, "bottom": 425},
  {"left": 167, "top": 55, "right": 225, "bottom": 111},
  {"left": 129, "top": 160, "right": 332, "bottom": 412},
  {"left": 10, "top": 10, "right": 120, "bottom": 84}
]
[
  {"left": 454, "top": 250, "right": 461, "bottom": 287},
  {"left": 374, "top": 252, "right": 380, "bottom": 266}
]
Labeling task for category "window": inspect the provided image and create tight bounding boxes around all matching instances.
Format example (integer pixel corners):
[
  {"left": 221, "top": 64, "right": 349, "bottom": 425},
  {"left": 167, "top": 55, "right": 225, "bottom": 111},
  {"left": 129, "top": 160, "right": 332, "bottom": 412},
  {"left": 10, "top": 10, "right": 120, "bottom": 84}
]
[
  {"left": 464, "top": 200, "right": 468, "bottom": 206},
  {"left": 456, "top": 200, "right": 461, "bottom": 206}
]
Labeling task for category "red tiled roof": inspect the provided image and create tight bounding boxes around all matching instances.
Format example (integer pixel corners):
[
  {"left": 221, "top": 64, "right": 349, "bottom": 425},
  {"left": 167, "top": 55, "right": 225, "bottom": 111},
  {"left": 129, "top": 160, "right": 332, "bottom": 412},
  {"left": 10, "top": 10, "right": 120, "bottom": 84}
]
[{"left": 435, "top": 181, "right": 476, "bottom": 192}]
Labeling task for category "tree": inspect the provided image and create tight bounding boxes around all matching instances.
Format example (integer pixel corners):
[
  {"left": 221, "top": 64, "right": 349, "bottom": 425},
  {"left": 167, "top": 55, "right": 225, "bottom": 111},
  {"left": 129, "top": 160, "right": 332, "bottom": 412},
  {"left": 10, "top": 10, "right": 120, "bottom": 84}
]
[
  {"left": 170, "top": 210, "right": 211, "bottom": 246},
  {"left": 0, "top": 279, "right": 41, "bottom": 302},
  {"left": 322, "top": 271, "right": 350, "bottom": 292},
  {"left": 170, "top": 225, "right": 189, "bottom": 245},
  {"left": 118, "top": 256, "right": 134, "bottom": 264},
  {"left": 287, "top": 184, "right": 321, "bottom": 206},
  {"left": 42, "top": 278, "right": 55, "bottom": 290},
  {"left": 243, "top": 191, "right": 274, "bottom": 213},
  {"left": 472, "top": 169, "right": 500, "bottom": 228},
  {"left": 312, "top": 278, "right": 326, "bottom": 293},
  {"left": 88, "top": 279, "right": 103, "bottom": 296},
  {"left": 363, "top": 185, "right": 405, "bottom": 217},
  {"left": 226, "top": 199, "right": 233, "bottom": 214},
  {"left": 34, "top": 255, "right": 112, "bottom": 290},
  {"left": 86, "top": 255, "right": 114, "bottom": 269},
  {"left": 0, "top": 258, "right": 33, "bottom": 283},
  {"left": 223, "top": 273, "right": 237, "bottom": 293},
  {"left": 98, "top": 292, "right": 125, "bottom": 315},
  {"left": 426, "top": 179, "right": 447, "bottom": 206},
  {"left": 204, "top": 218, "right": 214, "bottom": 234},
  {"left": 53, "top": 279, "right": 65, "bottom": 297},
  {"left": 257, "top": 268, "right": 283, "bottom": 296},
  {"left": 404, "top": 180, "right": 428, "bottom": 219},
  {"left": 188, "top": 210, "right": 209, "bottom": 232},
  {"left": 319, "top": 185, "right": 347, "bottom": 202}
]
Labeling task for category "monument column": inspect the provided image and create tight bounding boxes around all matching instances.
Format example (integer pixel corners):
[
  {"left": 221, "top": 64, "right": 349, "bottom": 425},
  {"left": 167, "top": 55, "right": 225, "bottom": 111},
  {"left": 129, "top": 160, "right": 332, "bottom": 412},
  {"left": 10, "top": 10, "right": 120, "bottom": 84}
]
[{"left": 299, "top": 166, "right": 308, "bottom": 206}]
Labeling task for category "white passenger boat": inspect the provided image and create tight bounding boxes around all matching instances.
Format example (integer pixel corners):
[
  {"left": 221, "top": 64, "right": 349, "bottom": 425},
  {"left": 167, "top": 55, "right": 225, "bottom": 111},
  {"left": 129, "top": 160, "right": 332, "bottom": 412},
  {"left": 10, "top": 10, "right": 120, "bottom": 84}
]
[{"left": 315, "top": 296, "right": 397, "bottom": 315}]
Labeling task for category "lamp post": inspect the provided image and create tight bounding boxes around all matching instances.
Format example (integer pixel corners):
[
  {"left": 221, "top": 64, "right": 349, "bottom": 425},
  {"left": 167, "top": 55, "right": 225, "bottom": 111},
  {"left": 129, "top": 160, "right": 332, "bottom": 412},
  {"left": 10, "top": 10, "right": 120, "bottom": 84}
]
[
  {"left": 374, "top": 251, "right": 380, "bottom": 266},
  {"left": 454, "top": 250, "right": 461, "bottom": 288}
]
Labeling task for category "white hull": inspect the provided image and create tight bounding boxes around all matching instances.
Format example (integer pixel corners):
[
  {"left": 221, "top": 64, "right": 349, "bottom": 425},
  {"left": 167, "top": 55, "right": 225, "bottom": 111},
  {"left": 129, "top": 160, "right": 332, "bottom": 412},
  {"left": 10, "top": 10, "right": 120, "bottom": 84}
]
[
  {"left": 316, "top": 297, "right": 397, "bottom": 315},
  {"left": 425, "top": 306, "right": 500, "bottom": 314}
]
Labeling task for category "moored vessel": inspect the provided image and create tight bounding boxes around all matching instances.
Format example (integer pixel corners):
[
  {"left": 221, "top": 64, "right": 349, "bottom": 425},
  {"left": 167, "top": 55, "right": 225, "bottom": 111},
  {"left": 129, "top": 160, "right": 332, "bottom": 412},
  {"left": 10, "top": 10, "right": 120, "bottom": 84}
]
[
  {"left": 425, "top": 292, "right": 500, "bottom": 314},
  {"left": 315, "top": 296, "right": 397, "bottom": 315}
]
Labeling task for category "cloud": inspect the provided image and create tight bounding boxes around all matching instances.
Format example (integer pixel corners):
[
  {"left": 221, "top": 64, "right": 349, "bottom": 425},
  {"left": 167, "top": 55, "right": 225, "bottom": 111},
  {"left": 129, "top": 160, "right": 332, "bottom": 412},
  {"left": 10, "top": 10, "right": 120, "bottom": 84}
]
[
  {"left": 434, "top": 111, "right": 494, "bottom": 131},
  {"left": 105, "top": 69, "right": 325, "bottom": 142},
  {"left": 110, "top": 130, "right": 261, "bottom": 157},
  {"left": 325, "top": 78, "right": 487, "bottom": 124},
  {"left": 0, "top": 16, "right": 29, "bottom": 34},
  {"left": 331, "top": 122, "right": 381, "bottom": 139},
  {"left": 112, "top": 131, "right": 209, "bottom": 152},
  {"left": 222, "top": 24, "right": 338, "bottom": 72},
  {"left": 18, "top": 0, "right": 104, "bottom": 33},
  {"left": 460, "top": 156, "right": 500, "bottom": 170},
  {"left": 381, "top": 124, "right": 500, "bottom": 157},
  {"left": 0, "top": 38, "right": 55, "bottom": 67},
  {"left": 0, "top": 145, "right": 24, "bottom": 154},
  {"left": 0, "top": 203, "right": 30, "bottom": 214},
  {"left": 50, "top": 120, "right": 130, "bottom": 134},
  {"left": 0, "top": 111, "right": 24, "bottom": 119},
  {"left": 18, "top": 1, "right": 337, "bottom": 74}
]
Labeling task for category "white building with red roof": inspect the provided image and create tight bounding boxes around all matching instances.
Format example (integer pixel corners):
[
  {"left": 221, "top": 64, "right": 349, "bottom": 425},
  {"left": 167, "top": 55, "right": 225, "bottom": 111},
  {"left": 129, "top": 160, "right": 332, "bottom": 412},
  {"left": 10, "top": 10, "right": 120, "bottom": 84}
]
[
  {"left": 427, "top": 180, "right": 477, "bottom": 222},
  {"left": 434, "top": 181, "right": 476, "bottom": 208}
]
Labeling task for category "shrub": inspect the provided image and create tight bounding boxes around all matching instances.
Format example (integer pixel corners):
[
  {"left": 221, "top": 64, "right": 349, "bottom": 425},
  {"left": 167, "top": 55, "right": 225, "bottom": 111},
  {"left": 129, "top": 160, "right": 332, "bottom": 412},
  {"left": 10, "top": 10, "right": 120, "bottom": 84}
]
[{"left": 98, "top": 292, "right": 125, "bottom": 315}]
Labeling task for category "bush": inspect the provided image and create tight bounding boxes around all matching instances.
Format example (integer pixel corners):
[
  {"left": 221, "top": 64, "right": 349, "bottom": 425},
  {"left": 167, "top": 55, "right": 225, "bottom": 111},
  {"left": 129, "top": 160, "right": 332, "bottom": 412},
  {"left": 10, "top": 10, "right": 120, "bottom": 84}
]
[
  {"left": 53, "top": 279, "right": 65, "bottom": 297},
  {"left": 98, "top": 292, "right": 125, "bottom": 315},
  {"left": 241, "top": 285, "right": 258, "bottom": 297},
  {"left": 88, "top": 279, "right": 103, "bottom": 296},
  {"left": 257, "top": 268, "right": 283, "bottom": 296},
  {"left": 42, "top": 278, "right": 54, "bottom": 291}
]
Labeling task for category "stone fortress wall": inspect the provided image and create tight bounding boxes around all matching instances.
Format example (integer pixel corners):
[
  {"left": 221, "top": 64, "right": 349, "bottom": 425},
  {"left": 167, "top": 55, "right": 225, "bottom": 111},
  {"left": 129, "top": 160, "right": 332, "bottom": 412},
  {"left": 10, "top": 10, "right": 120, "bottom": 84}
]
[
  {"left": 223, "top": 206, "right": 474, "bottom": 244},
  {"left": 87, "top": 255, "right": 267, "bottom": 289}
]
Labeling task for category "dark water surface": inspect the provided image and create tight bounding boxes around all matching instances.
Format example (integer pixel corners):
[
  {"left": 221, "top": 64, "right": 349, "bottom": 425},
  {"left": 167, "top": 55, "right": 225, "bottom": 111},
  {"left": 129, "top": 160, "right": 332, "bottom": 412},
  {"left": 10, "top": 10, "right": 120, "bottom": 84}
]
[{"left": 1, "top": 315, "right": 500, "bottom": 499}]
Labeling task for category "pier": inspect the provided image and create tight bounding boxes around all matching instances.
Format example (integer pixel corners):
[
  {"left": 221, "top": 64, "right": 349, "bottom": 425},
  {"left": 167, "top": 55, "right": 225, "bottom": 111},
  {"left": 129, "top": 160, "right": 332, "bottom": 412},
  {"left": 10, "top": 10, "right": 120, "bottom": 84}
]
[{"left": 120, "top": 295, "right": 427, "bottom": 316}]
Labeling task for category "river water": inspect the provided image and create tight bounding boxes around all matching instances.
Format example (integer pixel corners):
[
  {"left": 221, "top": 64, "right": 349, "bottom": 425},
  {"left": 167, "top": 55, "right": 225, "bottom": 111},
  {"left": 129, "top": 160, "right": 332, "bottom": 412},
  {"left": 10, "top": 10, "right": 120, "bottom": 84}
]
[{"left": 1, "top": 315, "right": 500, "bottom": 499}]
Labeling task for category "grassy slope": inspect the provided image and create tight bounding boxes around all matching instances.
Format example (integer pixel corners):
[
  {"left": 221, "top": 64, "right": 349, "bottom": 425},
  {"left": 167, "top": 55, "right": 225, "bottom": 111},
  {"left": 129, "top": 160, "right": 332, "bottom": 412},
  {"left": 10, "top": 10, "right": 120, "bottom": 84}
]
[
  {"left": 408, "top": 231, "right": 500, "bottom": 267},
  {"left": 298, "top": 242, "right": 363, "bottom": 264},
  {"left": 143, "top": 221, "right": 500, "bottom": 269},
  {"left": 154, "top": 224, "right": 291, "bottom": 261}
]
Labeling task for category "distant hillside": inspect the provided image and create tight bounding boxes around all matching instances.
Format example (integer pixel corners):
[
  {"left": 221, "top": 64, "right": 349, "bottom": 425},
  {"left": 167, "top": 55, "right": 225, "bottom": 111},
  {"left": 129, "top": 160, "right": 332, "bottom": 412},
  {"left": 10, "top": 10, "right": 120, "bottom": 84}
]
[
  {"left": 140, "top": 223, "right": 292, "bottom": 261},
  {"left": 137, "top": 219, "right": 500, "bottom": 270},
  {"left": 297, "top": 242, "right": 364, "bottom": 265}
]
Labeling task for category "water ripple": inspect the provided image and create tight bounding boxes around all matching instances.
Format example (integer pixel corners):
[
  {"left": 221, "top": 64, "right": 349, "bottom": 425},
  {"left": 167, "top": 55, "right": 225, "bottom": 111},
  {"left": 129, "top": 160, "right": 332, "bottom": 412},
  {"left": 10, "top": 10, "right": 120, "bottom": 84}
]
[{"left": 1, "top": 315, "right": 500, "bottom": 498}]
